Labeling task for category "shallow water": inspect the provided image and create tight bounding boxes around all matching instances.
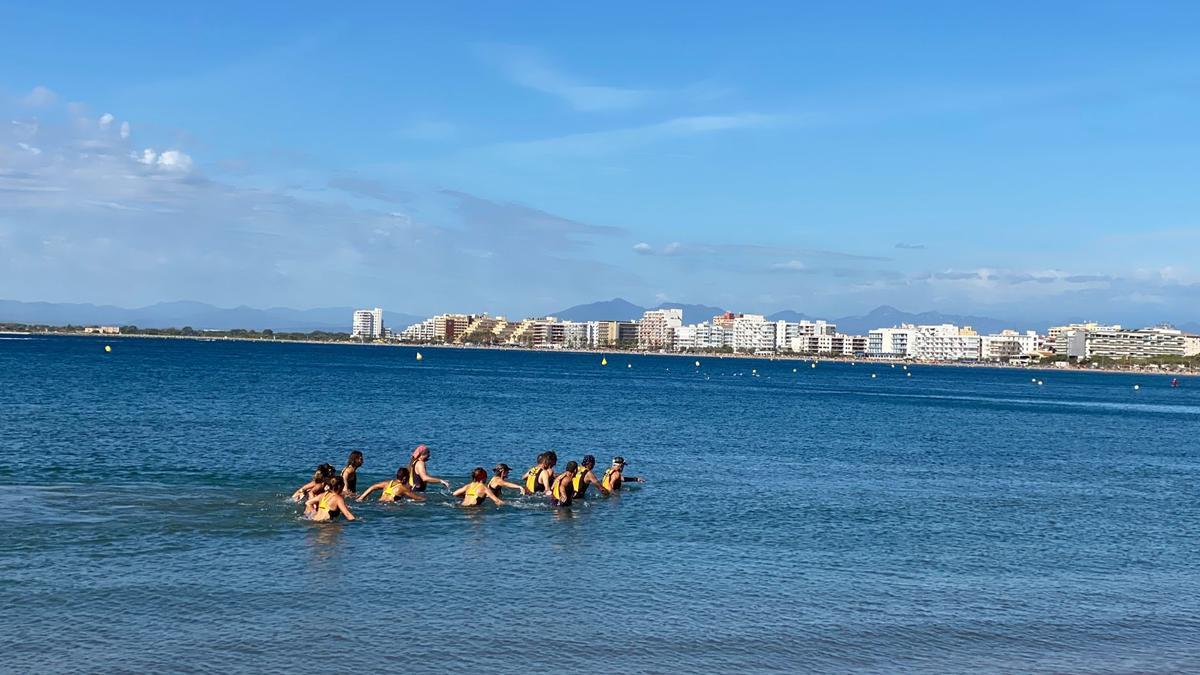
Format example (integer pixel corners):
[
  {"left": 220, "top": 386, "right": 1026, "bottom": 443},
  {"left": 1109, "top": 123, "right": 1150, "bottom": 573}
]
[{"left": 1, "top": 336, "right": 1198, "bottom": 673}]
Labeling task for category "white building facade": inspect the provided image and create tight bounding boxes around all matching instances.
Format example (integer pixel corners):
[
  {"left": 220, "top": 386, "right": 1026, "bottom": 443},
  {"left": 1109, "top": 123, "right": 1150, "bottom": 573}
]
[
  {"left": 637, "top": 309, "right": 683, "bottom": 350},
  {"left": 352, "top": 307, "right": 384, "bottom": 338}
]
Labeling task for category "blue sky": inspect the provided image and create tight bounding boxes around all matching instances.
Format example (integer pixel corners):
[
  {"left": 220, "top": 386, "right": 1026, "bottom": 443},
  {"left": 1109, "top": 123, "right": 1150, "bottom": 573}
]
[{"left": 1, "top": 1, "right": 1198, "bottom": 325}]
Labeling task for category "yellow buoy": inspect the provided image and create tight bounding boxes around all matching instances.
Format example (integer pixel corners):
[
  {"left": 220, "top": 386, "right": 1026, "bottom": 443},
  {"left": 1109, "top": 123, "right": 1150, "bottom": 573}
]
[
  {"left": 601, "top": 357, "right": 607, "bottom": 366},
  {"left": 104, "top": 345, "right": 111, "bottom": 353},
  {"left": 416, "top": 352, "right": 423, "bottom": 361}
]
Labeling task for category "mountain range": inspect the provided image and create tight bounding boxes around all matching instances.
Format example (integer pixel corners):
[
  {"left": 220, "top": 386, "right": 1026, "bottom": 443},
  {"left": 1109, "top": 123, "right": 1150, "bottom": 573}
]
[{"left": 0, "top": 299, "right": 422, "bottom": 333}]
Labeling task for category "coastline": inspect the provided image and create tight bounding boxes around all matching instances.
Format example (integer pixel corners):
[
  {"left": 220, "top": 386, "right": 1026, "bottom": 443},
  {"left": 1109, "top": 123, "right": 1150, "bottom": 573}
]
[{"left": 12, "top": 329, "right": 1196, "bottom": 378}]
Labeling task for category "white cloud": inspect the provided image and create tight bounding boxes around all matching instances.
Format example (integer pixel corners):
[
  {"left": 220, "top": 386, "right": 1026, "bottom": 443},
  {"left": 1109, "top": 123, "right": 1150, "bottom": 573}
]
[
  {"left": 632, "top": 242, "right": 652, "bottom": 254},
  {"left": 135, "top": 148, "right": 194, "bottom": 172},
  {"left": 482, "top": 45, "right": 654, "bottom": 112},
  {"left": 20, "top": 85, "right": 57, "bottom": 107},
  {"left": 99, "top": 113, "right": 115, "bottom": 128},
  {"left": 120, "top": 121, "right": 130, "bottom": 140},
  {"left": 771, "top": 260, "right": 806, "bottom": 271}
]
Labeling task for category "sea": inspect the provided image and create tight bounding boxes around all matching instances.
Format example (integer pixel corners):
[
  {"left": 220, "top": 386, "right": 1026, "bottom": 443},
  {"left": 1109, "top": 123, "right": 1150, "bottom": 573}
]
[{"left": 1, "top": 335, "right": 1198, "bottom": 673}]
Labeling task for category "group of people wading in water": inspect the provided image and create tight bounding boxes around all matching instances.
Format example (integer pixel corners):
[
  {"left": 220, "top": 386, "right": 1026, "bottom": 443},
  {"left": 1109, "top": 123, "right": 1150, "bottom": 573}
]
[{"left": 290, "top": 446, "right": 644, "bottom": 522}]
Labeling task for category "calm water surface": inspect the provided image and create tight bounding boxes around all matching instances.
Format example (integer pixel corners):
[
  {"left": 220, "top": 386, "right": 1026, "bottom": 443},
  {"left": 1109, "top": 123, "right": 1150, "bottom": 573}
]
[{"left": 1, "top": 336, "right": 1198, "bottom": 673}]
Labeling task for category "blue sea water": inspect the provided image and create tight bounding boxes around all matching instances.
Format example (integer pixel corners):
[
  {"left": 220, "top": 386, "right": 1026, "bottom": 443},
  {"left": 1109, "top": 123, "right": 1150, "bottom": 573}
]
[{"left": 1, "top": 335, "right": 1198, "bottom": 673}]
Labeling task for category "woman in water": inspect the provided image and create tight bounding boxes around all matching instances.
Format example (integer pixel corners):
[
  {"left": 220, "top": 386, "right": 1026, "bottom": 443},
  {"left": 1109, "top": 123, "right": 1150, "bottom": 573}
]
[
  {"left": 357, "top": 467, "right": 426, "bottom": 503},
  {"left": 488, "top": 464, "right": 526, "bottom": 497},
  {"left": 407, "top": 445, "right": 451, "bottom": 492},
  {"left": 601, "top": 456, "right": 644, "bottom": 492},
  {"left": 522, "top": 451, "right": 557, "bottom": 495},
  {"left": 453, "top": 467, "right": 505, "bottom": 507},
  {"left": 571, "top": 455, "right": 609, "bottom": 499},
  {"left": 306, "top": 476, "right": 357, "bottom": 521},
  {"left": 549, "top": 461, "right": 578, "bottom": 508},
  {"left": 291, "top": 463, "right": 335, "bottom": 502},
  {"left": 341, "top": 450, "right": 364, "bottom": 496}
]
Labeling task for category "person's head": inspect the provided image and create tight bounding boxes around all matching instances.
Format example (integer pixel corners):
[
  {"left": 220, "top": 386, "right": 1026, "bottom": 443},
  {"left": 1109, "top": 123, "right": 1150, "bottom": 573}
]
[
  {"left": 471, "top": 467, "right": 487, "bottom": 483},
  {"left": 326, "top": 475, "right": 345, "bottom": 493},
  {"left": 564, "top": 461, "right": 578, "bottom": 476},
  {"left": 493, "top": 463, "right": 511, "bottom": 478},
  {"left": 581, "top": 454, "right": 596, "bottom": 470},
  {"left": 411, "top": 444, "right": 430, "bottom": 462},
  {"left": 314, "top": 463, "right": 335, "bottom": 481},
  {"left": 544, "top": 450, "right": 558, "bottom": 467},
  {"left": 347, "top": 450, "right": 364, "bottom": 468},
  {"left": 534, "top": 452, "right": 546, "bottom": 467},
  {"left": 611, "top": 456, "right": 626, "bottom": 469},
  {"left": 395, "top": 466, "right": 410, "bottom": 481}
]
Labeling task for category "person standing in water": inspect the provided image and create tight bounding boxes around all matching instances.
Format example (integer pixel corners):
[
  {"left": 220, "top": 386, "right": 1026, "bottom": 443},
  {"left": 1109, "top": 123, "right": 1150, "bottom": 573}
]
[
  {"left": 306, "top": 476, "right": 357, "bottom": 521},
  {"left": 291, "top": 463, "right": 335, "bottom": 502},
  {"left": 453, "top": 467, "right": 505, "bottom": 507},
  {"left": 341, "top": 450, "right": 364, "bottom": 496},
  {"left": 489, "top": 464, "right": 527, "bottom": 497},
  {"left": 523, "top": 451, "right": 557, "bottom": 495},
  {"left": 407, "top": 445, "right": 451, "bottom": 492},
  {"left": 601, "top": 456, "right": 644, "bottom": 492},
  {"left": 571, "top": 455, "right": 609, "bottom": 499},
  {"left": 357, "top": 467, "right": 426, "bottom": 503},
  {"left": 549, "top": 461, "right": 578, "bottom": 508}
]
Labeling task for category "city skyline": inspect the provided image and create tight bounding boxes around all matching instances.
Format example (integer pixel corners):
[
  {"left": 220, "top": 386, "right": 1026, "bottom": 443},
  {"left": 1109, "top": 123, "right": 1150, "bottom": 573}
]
[{"left": 3, "top": 4, "right": 1200, "bottom": 325}]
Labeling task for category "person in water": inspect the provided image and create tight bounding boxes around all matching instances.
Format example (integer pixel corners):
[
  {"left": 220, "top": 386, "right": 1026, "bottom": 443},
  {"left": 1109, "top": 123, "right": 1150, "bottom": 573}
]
[
  {"left": 549, "top": 461, "right": 578, "bottom": 507},
  {"left": 453, "top": 467, "right": 505, "bottom": 507},
  {"left": 291, "top": 463, "right": 335, "bottom": 502},
  {"left": 523, "top": 451, "right": 557, "bottom": 495},
  {"left": 601, "top": 456, "right": 644, "bottom": 492},
  {"left": 571, "top": 455, "right": 609, "bottom": 499},
  {"left": 341, "top": 450, "right": 364, "bottom": 496},
  {"left": 407, "top": 445, "right": 451, "bottom": 492},
  {"left": 357, "top": 467, "right": 426, "bottom": 503},
  {"left": 306, "top": 476, "right": 357, "bottom": 521},
  {"left": 488, "top": 463, "right": 527, "bottom": 497}
]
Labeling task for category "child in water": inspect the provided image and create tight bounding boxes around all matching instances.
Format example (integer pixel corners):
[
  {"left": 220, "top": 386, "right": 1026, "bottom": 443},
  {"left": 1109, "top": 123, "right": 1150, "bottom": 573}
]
[
  {"left": 341, "top": 450, "right": 364, "bottom": 496},
  {"left": 601, "top": 456, "right": 644, "bottom": 492},
  {"left": 407, "top": 445, "right": 452, "bottom": 492},
  {"left": 357, "top": 467, "right": 426, "bottom": 503},
  {"left": 306, "top": 476, "right": 357, "bottom": 521},
  {"left": 488, "top": 464, "right": 527, "bottom": 497},
  {"left": 453, "top": 467, "right": 505, "bottom": 507},
  {"left": 571, "top": 455, "right": 609, "bottom": 499},
  {"left": 549, "top": 461, "right": 578, "bottom": 507},
  {"left": 291, "top": 463, "right": 335, "bottom": 502}
]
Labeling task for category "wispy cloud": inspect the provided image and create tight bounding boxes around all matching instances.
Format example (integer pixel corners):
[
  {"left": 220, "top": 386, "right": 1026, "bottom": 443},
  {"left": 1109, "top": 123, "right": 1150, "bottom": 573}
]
[
  {"left": 480, "top": 45, "right": 657, "bottom": 112},
  {"left": 632, "top": 240, "right": 888, "bottom": 262},
  {"left": 491, "top": 113, "right": 787, "bottom": 159},
  {"left": 19, "top": 85, "right": 57, "bottom": 108},
  {"left": 895, "top": 242, "right": 926, "bottom": 250}
]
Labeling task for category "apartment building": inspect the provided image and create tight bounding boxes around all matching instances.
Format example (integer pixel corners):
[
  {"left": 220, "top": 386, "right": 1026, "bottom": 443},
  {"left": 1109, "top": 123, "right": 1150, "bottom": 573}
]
[
  {"left": 637, "top": 309, "right": 683, "bottom": 350},
  {"left": 351, "top": 307, "right": 384, "bottom": 338}
]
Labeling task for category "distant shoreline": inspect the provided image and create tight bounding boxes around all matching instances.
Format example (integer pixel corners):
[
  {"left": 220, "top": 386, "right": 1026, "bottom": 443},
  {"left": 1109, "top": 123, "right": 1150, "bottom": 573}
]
[{"left": 6, "top": 329, "right": 1195, "bottom": 378}]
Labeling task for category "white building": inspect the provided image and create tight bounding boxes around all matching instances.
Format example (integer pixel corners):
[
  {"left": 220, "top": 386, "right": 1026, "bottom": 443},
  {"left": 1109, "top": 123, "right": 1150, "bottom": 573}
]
[
  {"left": 637, "top": 309, "right": 683, "bottom": 350},
  {"left": 774, "top": 320, "right": 836, "bottom": 351},
  {"left": 910, "top": 324, "right": 982, "bottom": 361},
  {"left": 673, "top": 322, "right": 731, "bottom": 351},
  {"left": 1085, "top": 326, "right": 1187, "bottom": 359},
  {"left": 1185, "top": 334, "right": 1200, "bottom": 357},
  {"left": 732, "top": 314, "right": 776, "bottom": 353},
  {"left": 400, "top": 317, "right": 436, "bottom": 342},
  {"left": 791, "top": 333, "right": 868, "bottom": 356},
  {"left": 352, "top": 307, "right": 384, "bottom": 338},
  {"left": 561, "top": 321, "right": 588, "bottom": 348},
  {"left": 979, "top": 330, "right": 1039, "bottom": 361},
  {"left": 867, "top": 326, "right": 917, "bottom": 358}
]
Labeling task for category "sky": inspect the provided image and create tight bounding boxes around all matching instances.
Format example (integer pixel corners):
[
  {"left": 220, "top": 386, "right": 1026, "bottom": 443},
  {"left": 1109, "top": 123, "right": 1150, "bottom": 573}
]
[{"left": 1, "top": 1, "right": 1199, "bottom": 326}]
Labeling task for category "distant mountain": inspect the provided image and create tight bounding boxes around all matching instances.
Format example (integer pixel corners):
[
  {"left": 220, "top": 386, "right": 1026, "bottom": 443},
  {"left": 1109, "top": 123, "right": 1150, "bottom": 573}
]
[
  {"left": 551, "top": 298, "right": 646, "bottom": 322},
  {"left": 552, "top": 298, "right": 727, "bottom": 323},
  {"left": 767, "top": 310, "right": 816, "bottom": 322},
  {"left": 652, "top": 302, "right": 727, "bottom": 323},
  {"left": 833, "top": 305, "right": 1013, "bottom": 335},
  {"left": 0, "top": 299, "right": 421, "bottom": 333}
]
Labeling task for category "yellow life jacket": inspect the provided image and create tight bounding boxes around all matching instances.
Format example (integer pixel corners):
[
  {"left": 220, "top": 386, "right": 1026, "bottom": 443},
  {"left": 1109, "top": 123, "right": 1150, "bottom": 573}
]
[
  {"left": 523, "top": 465, "right": 543, "bottom": 493},
  {"left": 317, "top": 493, "right": 335, "bottom": 514},
  {"left": 465, "top": 481, "right": 487, "bottom": 503},
  {"left": 552, "top": 474, "right": 572, "bottom": 502},
  {"left": 602, "top": 467, "right": 621, "bottom": 491},
  {"left": 382, "top": 480, "right": 401, "bottom": 499}
]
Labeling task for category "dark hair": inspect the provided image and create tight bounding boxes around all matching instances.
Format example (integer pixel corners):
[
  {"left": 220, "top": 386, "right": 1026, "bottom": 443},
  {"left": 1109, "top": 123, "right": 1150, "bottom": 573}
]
[
  {"left": 581, "top": 454, "right": 596, "bottom": 469},
  {"left": 313, "top": 463, "right": 335, "bottom": 481},
  {"left": 395, "top": 466, "right": 410, "bottom": 481},
  {"left": 347, "top": 450, "right": 364, "bottom": 467},
  {"left": 564, "top": 461, "right": 578, "bottom": 474},
  {"left": 327, "top": 475, "right": 345, "bottom": 493},
  {"left": 471, "top": 467, "right": 487, "bottom": 482},
  {"left": 535, "top": 452, "right": 546, "bottom": 464},
  {"left": 544, "top": 451, "right": 558, "bottom": 466},
  {"left": 493, "top": 464, "right": 511, "bottom": 475}
]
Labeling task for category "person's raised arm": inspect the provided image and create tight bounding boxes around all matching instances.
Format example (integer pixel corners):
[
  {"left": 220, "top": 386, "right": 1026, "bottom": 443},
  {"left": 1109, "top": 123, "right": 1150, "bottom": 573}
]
[
  {"left": 586, "top": 471, "right": 610, "bottom": 496},
  {"left": 335, "top": 495, "right": 357, "bottom": 521},
  {"left": 292, "top": 480, "right": 317, "bottom": 501},
  {"left": 452, "top": 485, "right": 468, "bottom": 498},
  {"left": 357, "top": 481, "right": 387, "bottom": 502},
  {"left": 417, "top": 462, "right": 451, "bottom": 489}
]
